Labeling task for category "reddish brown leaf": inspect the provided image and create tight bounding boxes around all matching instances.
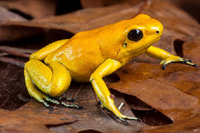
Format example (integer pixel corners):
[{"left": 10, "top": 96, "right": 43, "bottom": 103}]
[
  {"left": 183, "top": 33, "right": 200, "bottom": 65},
  {"left": 0, "top": 46, "right": 31, "bottom": 58},
  {"left": 0, "top": 57, "right": 25, "bottom": 67},
  {"left": 0, "top": 0, "right": 198, "bottom": 37},
  {"left": 142, "top": 114, "right": 200, "bottom": 132},
  {"left": 166, "top": 0, "right": 200, "bottom": 23},
  {"left": 80, "top": 0, "right": 145, "bottom": 8},
  {"left": 0, "top": 0, "right": 57, "bottom": 19},
  {"left": 0, "top": 5, "right": 27, "bottom": 21},
  {"left": 0, "top": 104, "right": 77, "bottom": 133},
  {"left": 0, "top": 45, "right": 36, "bottom": 54},
  {"left": 0, "top": 63, "right": 28, "bottom": 110},
  {"left": 0, "top": 6, "right": 43, "bottom": 42},
  {"left": 0, "top": 3, "right": 142, "bottom": 34}
]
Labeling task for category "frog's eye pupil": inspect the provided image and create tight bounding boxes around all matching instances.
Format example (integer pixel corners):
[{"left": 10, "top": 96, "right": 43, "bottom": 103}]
[{"left": 128, "top": 29, "right": 143, "bottom": 42}]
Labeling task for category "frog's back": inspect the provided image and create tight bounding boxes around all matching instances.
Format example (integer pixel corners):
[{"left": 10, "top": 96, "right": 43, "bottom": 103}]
[{"left": 44, "top": 30, "right": 107, "bottom": 82}]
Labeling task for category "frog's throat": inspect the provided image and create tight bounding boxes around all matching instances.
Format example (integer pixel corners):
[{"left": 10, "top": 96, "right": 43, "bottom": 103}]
[{"left": 127, "top": 36, "right": 162, "bottom": 54}]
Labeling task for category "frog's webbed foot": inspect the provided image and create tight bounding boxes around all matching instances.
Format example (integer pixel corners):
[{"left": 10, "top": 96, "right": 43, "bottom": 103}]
[
  {"left": 118, "top": 115, "right": 142, "bottom": 125},
  {"left": 100, "top": 101, "right": 142, "bottom": 125},
  {"left": 161, "top": 55, "right": 198, "bottom": 70},
  {"left": 117, "top": 102, "right": 142, "bottom": 125},
  {"left": 54, "top": 97, "right": 76, "bottom": 102},
  {"left": 43, "top": 96, "right": 83, "bottom": 111}
]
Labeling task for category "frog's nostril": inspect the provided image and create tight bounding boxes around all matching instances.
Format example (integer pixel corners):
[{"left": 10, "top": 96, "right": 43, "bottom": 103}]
[{"left": 156, "top": 30, "right": 159, "bottom": 34}]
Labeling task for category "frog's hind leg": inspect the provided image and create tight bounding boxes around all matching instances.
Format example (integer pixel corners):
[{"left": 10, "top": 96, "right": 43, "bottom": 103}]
[
  {"left": 30, "top": 39, "right": 69, "bottom": 61},
  {"left": 24, "top": 59, "right": 81, "bottom": 109}
]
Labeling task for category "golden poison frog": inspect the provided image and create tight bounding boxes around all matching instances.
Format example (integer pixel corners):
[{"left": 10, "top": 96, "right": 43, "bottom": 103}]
[{"left": 24, "top": 14, "right": 197, "bottom": 124}]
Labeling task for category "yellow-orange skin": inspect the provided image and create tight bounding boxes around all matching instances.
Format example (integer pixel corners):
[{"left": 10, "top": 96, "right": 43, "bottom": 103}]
[{"left": 24, "top": 14, "right": 194, "bottom": 121}]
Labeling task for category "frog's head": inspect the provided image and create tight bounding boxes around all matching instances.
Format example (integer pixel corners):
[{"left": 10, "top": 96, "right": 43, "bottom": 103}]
[{"left": 117, "top": 14, "right": 163, "bottom": 64}]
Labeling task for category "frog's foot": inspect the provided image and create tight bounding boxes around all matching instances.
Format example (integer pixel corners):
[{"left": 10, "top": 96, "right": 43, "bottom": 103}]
[
  {"left": 118, "top": 102, "right": 125, "bottom": 110},
  {"left": 160, "top": 55, "right": 198, "bottom": 70},
  {"left": 117, "top": 102, "right": 142, "bottom": 125},
  {"left": 54, "top": 97, "right": 76, "bottom": 103},
  {"left": 118, "top": 115, "right": 142, "bottom": 125},
  {"left": 43, "top": 96, "right": 82, "bottom": 111},
  {"left": 100, "top": 101, "right": 142, "bottom": 125}
]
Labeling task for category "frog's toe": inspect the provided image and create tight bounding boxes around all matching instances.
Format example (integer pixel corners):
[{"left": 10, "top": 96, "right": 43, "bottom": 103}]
[
  {"left": 55, "top": 97, "right": 75, "bottom": 102},
  {"left": 117, "top": 102, "right": 142, "bottom": 124},
  {"left": 48, "top": 106, "right": 54, "bottom": 111},
  {"left": 43, "top": 101, "right": 50, "bottom": 107},
  {"left": 161, "top": 55, "right": 198, "bottom": 70},
  {"left": 61, "top": 97, "right": 75, "bottom": 102},
  {"left": 182, "top": 58, "right": 198, "bottom": 67},
  {"left": 46, "top": 97, "right": 60, "bottom": 105},
  {"left": 42, "top": 100, "right": 54, "bottom": 111},
  {"left": 123, "top": 115, "right": 142, "bottom": 122},
  {"left": 61, "top": 102, "right": 83, "bottom": 109},
  {"left": 119, "top": 117, "right": 129, "bottom": 125},
  {"left": 162, "top": 64, "right": 167, "bottom": 70},
  {"left": 118, "top": 102, "right": 125, "bottom": 110},
  {"left": 44, "top": 96, "right": 81, "bottom": 109},
  {"left": 118, "top": 115, "right": 142, "bottom": 125}
]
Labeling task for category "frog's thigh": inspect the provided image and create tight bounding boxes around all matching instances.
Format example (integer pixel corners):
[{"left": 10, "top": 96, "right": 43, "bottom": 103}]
[
  {"left": 24, "top": 59, "right": 71, "bottom": 98},
  {"left": 30, "top": 39, "right": 69, "bottom": 60}
]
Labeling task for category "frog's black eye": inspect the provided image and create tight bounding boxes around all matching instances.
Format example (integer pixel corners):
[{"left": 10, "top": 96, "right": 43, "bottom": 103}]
[{"left": 127, "top": 29, "right": 143, "bottom": 42}]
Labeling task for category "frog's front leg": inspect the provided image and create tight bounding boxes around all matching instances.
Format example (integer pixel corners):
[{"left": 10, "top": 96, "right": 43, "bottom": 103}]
[
  {"left": 24, "top": 59, "right": 80, "bottom": 110},
  {"left": 90, "top": 58, "right": 139, "bottom": 124},
  {"left": 145, "top": 46, "right": 197, "bottom": 69}
]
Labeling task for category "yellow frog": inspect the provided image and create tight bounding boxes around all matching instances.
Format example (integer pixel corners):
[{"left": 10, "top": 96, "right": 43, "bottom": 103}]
[{"left": 24, "top": 14, "right": 196, "bottom": 124}]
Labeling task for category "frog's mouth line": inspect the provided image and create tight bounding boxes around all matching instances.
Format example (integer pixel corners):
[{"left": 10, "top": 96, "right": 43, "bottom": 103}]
[{"left": 127, "top": 36, "right": 162, "bottom": 54}]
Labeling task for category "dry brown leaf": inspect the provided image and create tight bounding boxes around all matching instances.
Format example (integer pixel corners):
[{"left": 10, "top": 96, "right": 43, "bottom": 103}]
[
  {"left": 0, "top": 6, "right": 43, "bottom": 42},
  {"left": 166, "top": 0, "right": 200, "bottom": 23},
  {"left": 0, "top": 107, "right": 77, "bottom": 133},
  {"left": 0, "top": 0, "right": 56, "bottom": 42},
  {"left": 0, "top": 63, "right": 29, "bottom": 110},
  {"left": 0, "top": 0, "right": 57, "bottom": 19},
  {"left": 0, "top": 5, "right": 27, "bottom": 21},
  {"left": 80, "top": 0, "right": 145, "bottom": 8},
  {"left": 142, "top": 114, "right": 200, "bottom": 132},
  {"left": 0, "top": 93, "right": 77, "bottom": 133},
  {"left": 183, "top": 33, "right": 200, "bottom": 65},
  {"left": 0, "top": 3, "right": 141, "bottom": 34}
]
